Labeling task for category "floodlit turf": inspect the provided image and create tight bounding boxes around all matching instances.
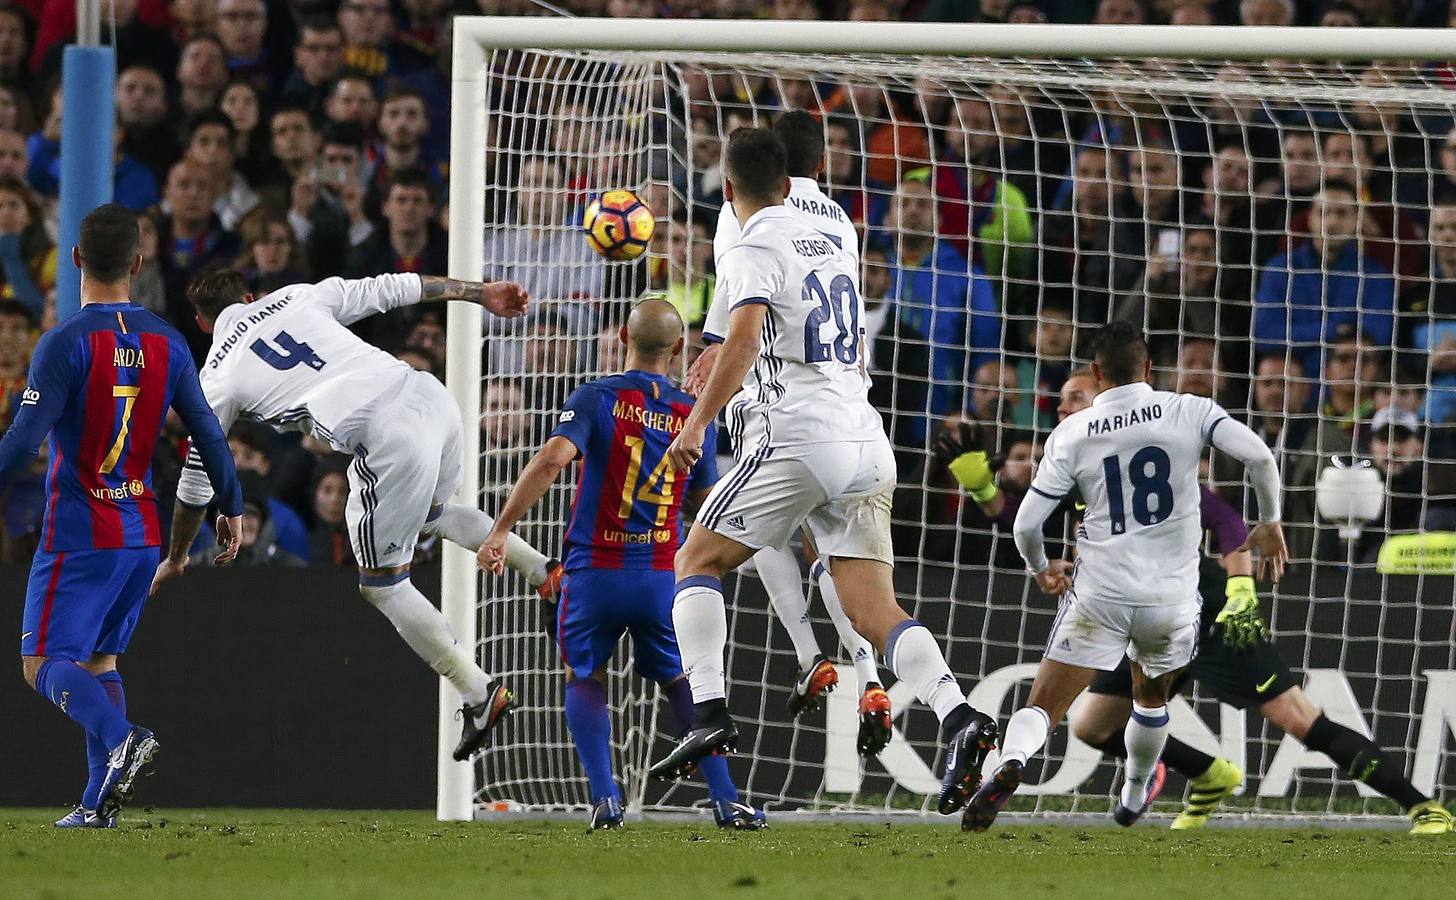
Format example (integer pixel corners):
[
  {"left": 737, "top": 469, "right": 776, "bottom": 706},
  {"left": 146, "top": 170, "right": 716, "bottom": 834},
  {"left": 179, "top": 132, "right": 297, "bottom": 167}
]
[{"left": 1, "top": 808, "right": 1451, "bottom": 899}]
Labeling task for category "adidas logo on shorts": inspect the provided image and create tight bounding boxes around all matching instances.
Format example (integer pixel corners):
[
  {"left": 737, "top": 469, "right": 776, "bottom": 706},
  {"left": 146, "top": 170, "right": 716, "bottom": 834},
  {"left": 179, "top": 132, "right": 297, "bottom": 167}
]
[
  {"left": 1057, "top": 639, "right": 1072, "bottom": 651},
  {"left": 726, "top": 516, "right": 745, "bottom": 531}
]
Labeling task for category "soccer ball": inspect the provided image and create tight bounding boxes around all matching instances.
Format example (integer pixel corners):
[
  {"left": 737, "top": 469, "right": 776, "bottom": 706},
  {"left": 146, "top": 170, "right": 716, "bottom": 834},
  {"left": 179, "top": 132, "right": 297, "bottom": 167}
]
[{"left": 583, "top": 190, "right": 654, "bottom": 261}]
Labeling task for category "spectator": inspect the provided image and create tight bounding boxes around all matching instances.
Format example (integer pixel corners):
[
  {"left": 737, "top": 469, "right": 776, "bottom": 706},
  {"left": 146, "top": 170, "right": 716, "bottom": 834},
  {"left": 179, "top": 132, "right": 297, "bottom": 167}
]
[
  {"left": 1162, "top": 336, "right": 1223, "bottom": 400},
  {"left": 1318, "top": 2, "right": 1364, "bottom": 26},
  {"left": 934, "top": 95, "right": 1035, "bottom": 290},
  {"left": 679, "top": 114, "right": 725, "bottom": 209},
  {"left": 819, "top": 83, "right": 929, "bottom": 187},
  {"left": 307, "top": 465, "right": 356, "bottom": 567},
  {"left": 594, "top": 321, "right": 627, "bottom": 375},
  {"left": 0, "top": 6, "right": 31, "bottom": 95},
  {"left": 1407, "top": 197, "right": 1456, "bottom": 432},
  {"left": 133, "top": 208, "right": 166, "bottom": 316},
  {"left": 176, "top": 33, "right": 230, "bottom": 120},
  {"left": 403, "top": 311, "right": 446, "bottom": 372},
  {"left": 289, "top": 120, "right": 371, "bottom": 278},
  {"left": 236, "top": 211, "right": 307, "bottom": 298},
  {"left": 323, "top": 74, "right": 380, "bottom": 133},
  {"left": 266, "top": 105, "right": 321, "bottom": 198},
  {"left": 480, "top": 379, "right": 533, "bottom": 505},
  {"left": 36, "top": 0, "right": 178, "bottom": 87},
  {"left": 283, "top": 17, "right": 347, "bottom": 117},
  {"left": 1342, "top": 407, "right": 1456, "bottom": 563},
  {"left": 1127, "top": 144, "right": 1186, "bottom": 253},
  {"left": 1094, "top": 0, "right": 1148, "bottom": 25},
  {"left": 194, "top": 477, "right": 306, "bottom": 567},
  {"left": 881, "top": 173, "right": 1000, "bottom": 432},
  {"left": 1115, "top": 225, "right": 1247, "bottom": 357},
  {"left": 345, "top": 167, "right": 444, "bottom": 344},
  {"left": 861, "top": 245, "right": 929, "bottom": 466},
  {"left": 480, "top": 155, "right": 606, "bottom": 335},
  {"left": 0, "top": 297, "right": 32, "bottom": 426},
  {"left": 522, "top": 310, "right": 580, "bottom": 419},
  {"left": 1240, "top": 0, "right": 1295, "bottom": 26},
  {"left": 368, "top": 86, "right": 440, "bottom": 204},
  {"left": 1433, "top": 125, "right": 1456, "bottom": 200},
  {"left": 395, "top": 0, "right": 450, "bottom": 74},
  {"left": 0, "top": 128, "right": 24, "bottom": 182},
  {"left": 215, "top": 0, "right": 280, "bottom": 91},
  {"left": 1315, "top": 331, "right": 1384, "bottom": 468},
  {"left": 1232, "top": 353, "right": 1318, "bottom": 557},
  {"left": 159, "top": 159, "right": 242, "bottom": 354},
  {"left": 339, "top": 0, "right": 397, "bottom": 79},
  {"left": 1009, "top": 294, "right": 1073, "bottom": 432},
  {"left": 397, "top": 347, "right": 435, "bottom": 374},
  {"left": 184, "top": 110, "right": 261, "bottom": 232},
  {"left": 219, "top": 80, "right": 273, "bottom": 186},
  {"left": 0, "top": 298, "right": 40, "bottom": 561},
  {"left": 1253, "top": 179, "right": 1396, "bottom": 374},
  {"left": 0, "top": 177, "right": 52, "bottom": 317},
  {"left": 1041, "top": 143, "right": 1143, "bottom": 325},
  {"left": 399, "top": 8, "right": 454, "bottom": 165},
  {"left": 1254, "top": 129, "right": 1321, "bottom": 259},
  {"left": 969, "top": 359, "right": 1019, "bottom": 428},
  {"left": 1171, "top": 3, "right": 1216, "bottom": 24},
  {"left": 651, "top": 212, "right": 715, "bottom": 327},
  {"left": 115, "top": 63, "right": 180, "bottom": 184},
  {"left": 227, "top": 423, "right": 311, "bottom": 558}
]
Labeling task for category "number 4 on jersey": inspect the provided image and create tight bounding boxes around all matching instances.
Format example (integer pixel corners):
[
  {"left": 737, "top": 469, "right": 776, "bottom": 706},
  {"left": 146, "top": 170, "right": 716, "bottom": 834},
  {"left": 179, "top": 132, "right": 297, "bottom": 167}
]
[{"left": 250, "top": 331, "right": 326, "bottom": 371}]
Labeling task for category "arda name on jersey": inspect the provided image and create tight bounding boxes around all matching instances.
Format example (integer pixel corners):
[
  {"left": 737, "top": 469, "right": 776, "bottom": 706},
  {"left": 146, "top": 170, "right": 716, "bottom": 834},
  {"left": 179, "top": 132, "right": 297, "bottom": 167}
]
[{"left": 1085, "top": 403, "right": 1163, "bottom": 437}]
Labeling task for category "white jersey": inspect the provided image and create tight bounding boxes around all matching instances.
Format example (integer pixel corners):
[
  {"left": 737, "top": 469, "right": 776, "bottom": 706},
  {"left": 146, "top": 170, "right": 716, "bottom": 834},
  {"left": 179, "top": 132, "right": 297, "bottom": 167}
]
[
  {"left": 176, "top": 274, "right": 423, "bottom": 506},
  {"left": 704, "top": 176, "right": 859, "bottom": 342},
  {"left": 716, "top": 206, "right": 882, "bottom": 450},
  {"left": 1027, "top": 382, "right": 1228, "bottom": 607}
]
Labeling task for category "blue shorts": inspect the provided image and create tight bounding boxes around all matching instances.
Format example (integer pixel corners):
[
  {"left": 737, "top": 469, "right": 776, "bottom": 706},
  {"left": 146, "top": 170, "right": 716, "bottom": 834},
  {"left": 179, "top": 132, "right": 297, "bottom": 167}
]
[
  {"left": 557, "top": 568, "right": 682, "bottom": 683},
  {"left": 21, "top": 546, "right": 159, "bottom": 660}
]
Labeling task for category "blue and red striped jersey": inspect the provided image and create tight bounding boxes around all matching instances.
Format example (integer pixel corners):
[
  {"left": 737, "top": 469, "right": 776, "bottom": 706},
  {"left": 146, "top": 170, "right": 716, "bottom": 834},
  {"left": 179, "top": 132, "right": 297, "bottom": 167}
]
[
  {"left": 552, "top": 370, "right": 716, "bottom": 571},
  {"left": 0, "top": 301, "right": 241, "bottom": 551}
]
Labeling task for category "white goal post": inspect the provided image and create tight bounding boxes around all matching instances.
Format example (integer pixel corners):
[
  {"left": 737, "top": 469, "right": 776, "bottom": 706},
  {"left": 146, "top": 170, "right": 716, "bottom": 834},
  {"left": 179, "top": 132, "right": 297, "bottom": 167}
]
[{"left": 443, "top": 18, "right": 1456, "bottom": 823}]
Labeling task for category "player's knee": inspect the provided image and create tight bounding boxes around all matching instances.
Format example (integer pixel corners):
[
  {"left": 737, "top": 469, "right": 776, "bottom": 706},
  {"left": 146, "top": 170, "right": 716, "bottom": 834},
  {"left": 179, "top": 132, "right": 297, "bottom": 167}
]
[
  {"left": 1261, "top": 687, "right": 1319, "bottom": 739},
  {"left": 1070, "top": 709, "right": 1113, "bottom": 747},
  {"left": 358, "top": 567, "right": 411, "bottom": 607}
]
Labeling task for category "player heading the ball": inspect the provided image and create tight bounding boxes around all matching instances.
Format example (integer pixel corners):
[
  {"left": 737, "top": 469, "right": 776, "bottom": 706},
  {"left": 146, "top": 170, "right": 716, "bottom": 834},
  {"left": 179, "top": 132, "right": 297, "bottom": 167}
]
[
  {"left": 645, "top": 127, "right": 999, "bottom": 817},
  {"left": 155, "top": 269, "right": 563, "bottom": 765}
]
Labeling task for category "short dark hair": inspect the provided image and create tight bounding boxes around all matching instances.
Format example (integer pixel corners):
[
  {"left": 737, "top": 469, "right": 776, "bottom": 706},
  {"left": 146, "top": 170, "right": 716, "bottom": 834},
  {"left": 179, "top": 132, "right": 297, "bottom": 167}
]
[
  {"left": 724, "top": 127, "right": 787, "bottom": 204},
  {"left": 0, "top": 297, "right": 34, "bottom": 325},
  {"left": 387, "top": 166, "right": 433, "bottom": 200},
  {"left": 188, "top": 109, "right": 236, "bottom": 142},
  {"left": 78, "top": 204, "right": 140, "bottom": 282},
  {"left": 383, "top": 84, "right": 426, "bottom": 108},
  {"left": 187, "top": 268, "right": 249, "bottom": 322},
  {"left": 300, "top": 14, "right": 341, "bottom": 35},
  {"left": 772, "top": 110, "right": 824, "bottom": 179},
  {"left": 322, "top": 120, "right": 366, "bottom": 151},
  {"left": 1092, "top": 320, "right": 1149, "bottom": 386}
]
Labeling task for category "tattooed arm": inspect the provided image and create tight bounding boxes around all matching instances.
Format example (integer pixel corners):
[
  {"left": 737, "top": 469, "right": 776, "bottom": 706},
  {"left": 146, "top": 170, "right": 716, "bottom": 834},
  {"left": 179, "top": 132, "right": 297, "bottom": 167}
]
[{"left": 418, "top": 276, "right": 529, "bottom": 319}]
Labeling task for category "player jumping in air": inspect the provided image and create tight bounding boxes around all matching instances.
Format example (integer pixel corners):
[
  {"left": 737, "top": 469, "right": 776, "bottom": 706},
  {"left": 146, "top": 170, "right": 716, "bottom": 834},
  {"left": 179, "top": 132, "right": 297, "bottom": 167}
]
[
  {"left": 943, "top": 367, "right": 1454, "bottom": 834},
  {"left": 964, "top": 322, "right": 1288, "bottom": 831},
  {"left": 479, "top": 298, "right": 764, "bottom": 831},
  {"left": 647, "top": 127, "right": 998, "bottom": 815},
  {"left": 688, "top": 110, "right": 890, "bottom": 755},
  {"left": 0, "top": 205, "right": 243, "bottom": 827},
  {"left": 151, "top": 269, "right": 560, "bottom": 762}
]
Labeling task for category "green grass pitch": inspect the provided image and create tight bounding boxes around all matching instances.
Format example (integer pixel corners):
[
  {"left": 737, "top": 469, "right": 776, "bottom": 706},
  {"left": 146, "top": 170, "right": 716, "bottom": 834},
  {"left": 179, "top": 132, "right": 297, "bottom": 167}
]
[{"left": 1, "top": 808, "right": 1451, "bottom": 899}]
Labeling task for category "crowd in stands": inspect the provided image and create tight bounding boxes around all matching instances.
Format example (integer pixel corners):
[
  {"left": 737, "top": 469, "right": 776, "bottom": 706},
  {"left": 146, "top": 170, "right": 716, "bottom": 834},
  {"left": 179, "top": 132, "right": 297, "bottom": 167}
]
[{"left": 2, "top": 0, "right": 1456, "bottom": 571}]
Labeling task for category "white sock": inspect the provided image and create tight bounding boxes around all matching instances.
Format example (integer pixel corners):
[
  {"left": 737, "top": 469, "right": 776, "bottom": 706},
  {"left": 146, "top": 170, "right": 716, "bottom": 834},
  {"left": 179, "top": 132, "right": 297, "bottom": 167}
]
[
  {"left": 753, "top": 545, "right": 820, "bottom": 669},
  {"left": 673, "top": 577, "right": 728, "bottom": 702},
  {"left": 360, "top": 576, "right": 493, "bottom": 706},
  {"left": 1121, "top": 703, "right": 1170, "bottom": 809},
  {"left": 813, "top": 560, "right": 879, "bottom": 690},
  {"left": 425, "top": 504, "right": 549, "bottom": 585},
  {"left": 884, "top": 622, "right": 965, "bottom": 722},
  {"left": 1000, "top": 706, "right": 1052, "bottom": 766}
]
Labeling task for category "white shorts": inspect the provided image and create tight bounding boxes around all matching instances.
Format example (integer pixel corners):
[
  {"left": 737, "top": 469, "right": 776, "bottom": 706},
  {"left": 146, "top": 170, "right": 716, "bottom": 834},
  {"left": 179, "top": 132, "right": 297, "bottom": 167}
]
[
  {"left": 346, "top": 371, "right": 463, "bottom": 569},
  {"left": 1043, "top": 591, "right": 1200, "bottom": 679},
  {"left": 698, "top": 438, "right": 896, "bottom": 565}
]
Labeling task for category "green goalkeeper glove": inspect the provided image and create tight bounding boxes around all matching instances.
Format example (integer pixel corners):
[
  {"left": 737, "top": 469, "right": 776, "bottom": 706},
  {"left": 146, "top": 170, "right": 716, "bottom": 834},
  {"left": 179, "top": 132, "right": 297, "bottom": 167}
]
[
  {"left": 947, "top": 451, "right": 1000, "bottom": 503},
  {"left": 932, "top": 422, "right": 999, "bottom": 503},
  {"left": 1212, "top": 575, "right": 1270, "bottom": 653}
]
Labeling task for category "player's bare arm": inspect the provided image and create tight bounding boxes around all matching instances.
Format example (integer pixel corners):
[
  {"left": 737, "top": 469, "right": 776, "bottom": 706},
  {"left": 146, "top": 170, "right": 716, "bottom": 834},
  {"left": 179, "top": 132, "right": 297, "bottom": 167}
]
[
  {"left": 479, "top": 436, "right": 578, "bottom": 574},
  {"left": 684, "top": 342, "right": 721, "bottom": 397},
  {"left": 418, "top": 275, "right": 529, "bottom": 319},
  {"left": 667, "top": 303, "right": 766, "bottom": 472}
]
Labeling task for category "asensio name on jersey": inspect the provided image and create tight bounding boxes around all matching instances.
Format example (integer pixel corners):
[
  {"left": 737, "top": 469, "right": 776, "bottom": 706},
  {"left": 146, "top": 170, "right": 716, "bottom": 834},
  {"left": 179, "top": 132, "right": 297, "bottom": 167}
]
[
  {"left": 713, "top": 206, "right": 882, "bottom": 451},
  {"left": 704, "top": 176, "right": 860, "bottom": 344}
]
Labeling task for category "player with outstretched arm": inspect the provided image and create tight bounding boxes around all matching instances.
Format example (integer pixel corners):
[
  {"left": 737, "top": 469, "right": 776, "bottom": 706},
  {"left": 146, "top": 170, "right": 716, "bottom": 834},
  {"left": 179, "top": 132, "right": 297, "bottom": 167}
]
[
  {"left": 647, "top": 127, "right": 998, "bottom": 816},
  {"left": 151, "top": 268, "right": 560, "bottom": 763},
  {"left": 963, "top": 322, "right": 1289, "bottom": 831},
  {"left": 478, "top": 298, "right": 764, "bottom": 831},
  {"left": 0, "top": 205, "right": 243, "bottom": 827}
]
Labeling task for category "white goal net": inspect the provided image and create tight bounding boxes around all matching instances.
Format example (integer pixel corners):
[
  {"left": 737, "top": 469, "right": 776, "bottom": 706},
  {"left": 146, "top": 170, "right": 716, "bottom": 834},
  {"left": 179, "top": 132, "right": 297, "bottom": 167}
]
[{"left": 444, "top": 19, "right": 1456, "bottom": 823}]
